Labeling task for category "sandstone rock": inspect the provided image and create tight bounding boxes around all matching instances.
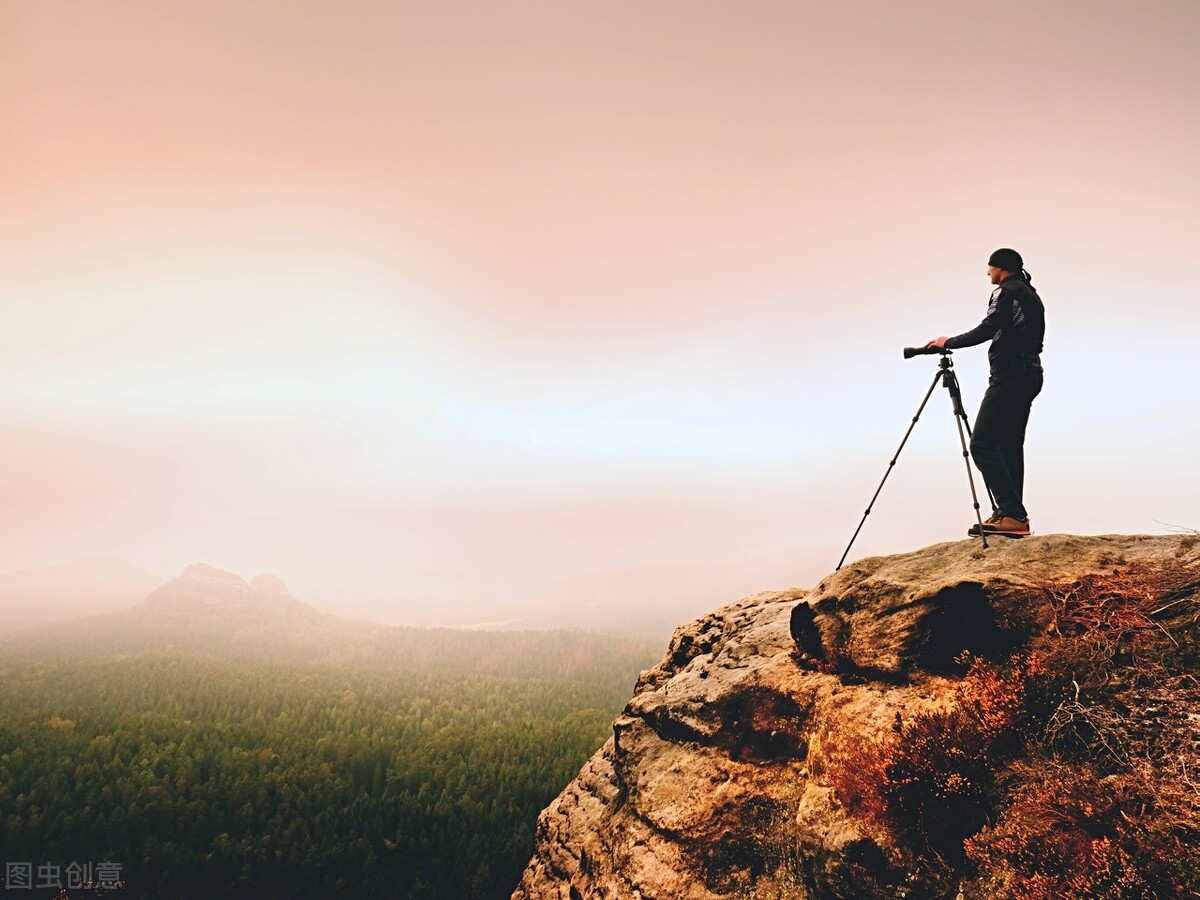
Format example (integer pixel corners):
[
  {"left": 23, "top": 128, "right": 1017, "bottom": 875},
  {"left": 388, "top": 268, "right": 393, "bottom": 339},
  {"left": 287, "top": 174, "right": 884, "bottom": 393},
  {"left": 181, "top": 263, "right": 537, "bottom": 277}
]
[{"left": 512, "top": 534, "right": 1200, "bottom": 899}]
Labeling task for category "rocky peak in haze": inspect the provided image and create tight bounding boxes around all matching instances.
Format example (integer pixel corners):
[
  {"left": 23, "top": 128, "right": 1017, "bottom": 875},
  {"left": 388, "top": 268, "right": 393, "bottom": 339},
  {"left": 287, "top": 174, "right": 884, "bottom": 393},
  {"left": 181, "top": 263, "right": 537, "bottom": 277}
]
[
  {"left": 513, "top": 534, "right": 1200, "bottom": 899},
  {"left": 0, "top": 562, "right": 368, "bottom": 663},
  {"left": 144, "top": 563, "right": 306, "bottom": 616}
]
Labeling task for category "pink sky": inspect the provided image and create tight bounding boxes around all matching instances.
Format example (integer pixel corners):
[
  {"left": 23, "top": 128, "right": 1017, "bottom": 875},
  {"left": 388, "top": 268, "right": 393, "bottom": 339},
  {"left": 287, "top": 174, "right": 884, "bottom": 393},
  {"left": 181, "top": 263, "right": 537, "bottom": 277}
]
[{"left": 2, "top": 1, "right": 1198, "bottom": 626}]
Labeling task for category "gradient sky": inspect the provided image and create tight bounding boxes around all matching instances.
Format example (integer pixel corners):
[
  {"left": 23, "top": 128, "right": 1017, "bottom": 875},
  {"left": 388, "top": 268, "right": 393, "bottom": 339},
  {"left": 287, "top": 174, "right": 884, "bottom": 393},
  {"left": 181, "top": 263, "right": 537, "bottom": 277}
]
[{"left": 2, "top": 0, "right": 1198, "bottom": 626}]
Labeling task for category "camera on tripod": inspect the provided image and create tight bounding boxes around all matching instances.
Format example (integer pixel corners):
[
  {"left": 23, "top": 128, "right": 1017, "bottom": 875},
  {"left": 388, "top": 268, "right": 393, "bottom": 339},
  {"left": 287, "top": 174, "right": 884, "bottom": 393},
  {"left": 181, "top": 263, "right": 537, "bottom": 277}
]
[{"left": 902, "top": 345, "right": 948, "bottom": 359}]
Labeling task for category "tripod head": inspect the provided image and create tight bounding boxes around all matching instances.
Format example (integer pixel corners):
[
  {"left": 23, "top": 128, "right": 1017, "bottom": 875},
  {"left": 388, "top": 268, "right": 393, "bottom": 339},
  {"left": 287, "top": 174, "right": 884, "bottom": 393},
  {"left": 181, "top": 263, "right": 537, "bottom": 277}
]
[
  {"left": 903, "top": 345, "right": 951, "bottom": 359},
  {"left": 939, "top": 353, "right": 964, "bottom": 410}
]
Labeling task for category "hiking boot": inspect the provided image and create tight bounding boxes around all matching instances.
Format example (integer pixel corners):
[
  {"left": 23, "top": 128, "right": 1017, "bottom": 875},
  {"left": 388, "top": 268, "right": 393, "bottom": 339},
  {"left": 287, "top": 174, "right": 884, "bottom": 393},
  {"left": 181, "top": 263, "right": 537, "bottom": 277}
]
[
  {"left": 967, "top": 514, "right": 1002, "bottom": 537},
  {"left": 982, "top": 516, "right": 1031, "bottom": 537}
]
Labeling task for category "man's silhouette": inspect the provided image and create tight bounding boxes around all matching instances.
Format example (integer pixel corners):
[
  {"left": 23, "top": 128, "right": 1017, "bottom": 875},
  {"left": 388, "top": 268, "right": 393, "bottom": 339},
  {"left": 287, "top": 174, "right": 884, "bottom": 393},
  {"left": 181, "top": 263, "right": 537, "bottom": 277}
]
[{"left": 927, "top": 248, "right": 1045, "bottom": 536}]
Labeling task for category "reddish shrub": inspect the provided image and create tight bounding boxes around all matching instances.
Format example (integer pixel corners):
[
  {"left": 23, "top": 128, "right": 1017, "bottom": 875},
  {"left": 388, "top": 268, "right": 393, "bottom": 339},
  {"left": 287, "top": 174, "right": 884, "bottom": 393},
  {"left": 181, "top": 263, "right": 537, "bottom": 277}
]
[
  {"left": 822, "top": 656, "right": 1047, "bottom": 864},
  {"left": 964, "top": 760, "right": 1200, "bottom": 898},
  {"left": 817, "top": 563, "right": 1200, "bottom": 890}
]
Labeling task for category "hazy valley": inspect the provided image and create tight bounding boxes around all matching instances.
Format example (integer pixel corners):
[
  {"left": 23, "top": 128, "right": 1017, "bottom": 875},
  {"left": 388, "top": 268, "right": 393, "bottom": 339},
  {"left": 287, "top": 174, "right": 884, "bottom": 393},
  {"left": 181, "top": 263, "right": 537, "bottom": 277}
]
[{"left": 0, "top": 563, "right": 660, "bottom": 899}]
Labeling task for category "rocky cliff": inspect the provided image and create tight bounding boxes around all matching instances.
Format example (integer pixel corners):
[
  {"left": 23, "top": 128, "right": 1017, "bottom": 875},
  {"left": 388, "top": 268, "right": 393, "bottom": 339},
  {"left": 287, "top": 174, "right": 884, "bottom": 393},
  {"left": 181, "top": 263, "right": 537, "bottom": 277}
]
[{"left": 513, "top": 534, "right": 1200, "bottom": 899}]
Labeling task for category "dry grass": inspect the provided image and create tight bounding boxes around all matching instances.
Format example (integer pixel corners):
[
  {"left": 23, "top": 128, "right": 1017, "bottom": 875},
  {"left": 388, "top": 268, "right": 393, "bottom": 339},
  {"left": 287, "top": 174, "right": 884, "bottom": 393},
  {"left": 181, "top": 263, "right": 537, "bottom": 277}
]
[{"left": 819, "top": 562, "right": 1200, "bottom": 896}]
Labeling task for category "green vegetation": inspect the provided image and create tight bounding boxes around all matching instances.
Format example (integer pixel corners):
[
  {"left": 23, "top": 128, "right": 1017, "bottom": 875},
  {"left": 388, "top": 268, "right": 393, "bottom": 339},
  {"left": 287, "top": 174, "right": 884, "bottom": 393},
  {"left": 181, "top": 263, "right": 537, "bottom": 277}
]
[{"left": 0, "top": 634, "right": 658, "bottom": 899}]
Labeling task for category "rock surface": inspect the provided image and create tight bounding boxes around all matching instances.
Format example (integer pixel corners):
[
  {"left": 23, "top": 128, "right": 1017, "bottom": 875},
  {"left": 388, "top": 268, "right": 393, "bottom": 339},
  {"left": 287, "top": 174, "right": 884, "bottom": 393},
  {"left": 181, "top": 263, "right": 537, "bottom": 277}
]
[{"left": 512, "top": 534, "right": 1200, "bottom": 899}]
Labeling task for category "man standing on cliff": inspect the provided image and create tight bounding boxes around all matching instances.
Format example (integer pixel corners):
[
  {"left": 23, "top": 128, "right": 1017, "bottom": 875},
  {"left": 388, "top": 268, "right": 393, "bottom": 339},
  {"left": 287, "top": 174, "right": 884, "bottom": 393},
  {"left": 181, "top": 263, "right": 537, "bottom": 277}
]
[{"left": 926, "top": 248, "right": 1045, "bottom": 537}]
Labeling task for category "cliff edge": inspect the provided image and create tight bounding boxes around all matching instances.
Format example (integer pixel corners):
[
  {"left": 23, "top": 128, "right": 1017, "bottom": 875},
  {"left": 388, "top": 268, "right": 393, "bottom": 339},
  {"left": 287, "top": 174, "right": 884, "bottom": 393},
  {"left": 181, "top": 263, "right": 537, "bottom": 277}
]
[{"left": 513, "top": 534, "right": 1200, "bottom": 899}]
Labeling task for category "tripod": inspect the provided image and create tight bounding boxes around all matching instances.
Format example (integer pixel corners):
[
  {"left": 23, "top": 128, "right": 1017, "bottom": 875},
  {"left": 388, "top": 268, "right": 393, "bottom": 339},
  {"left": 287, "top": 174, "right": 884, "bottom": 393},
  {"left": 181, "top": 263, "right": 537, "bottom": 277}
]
[{"left": 836, "top": 349, "right": 994, "bottom": 571}]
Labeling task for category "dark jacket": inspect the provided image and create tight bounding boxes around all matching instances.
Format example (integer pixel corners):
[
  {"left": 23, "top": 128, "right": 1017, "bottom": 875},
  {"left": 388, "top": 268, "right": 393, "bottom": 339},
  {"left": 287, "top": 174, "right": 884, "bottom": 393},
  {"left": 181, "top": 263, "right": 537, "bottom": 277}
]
[{"left": 945, "top": 274, "right": 1045, "bottom": 374}]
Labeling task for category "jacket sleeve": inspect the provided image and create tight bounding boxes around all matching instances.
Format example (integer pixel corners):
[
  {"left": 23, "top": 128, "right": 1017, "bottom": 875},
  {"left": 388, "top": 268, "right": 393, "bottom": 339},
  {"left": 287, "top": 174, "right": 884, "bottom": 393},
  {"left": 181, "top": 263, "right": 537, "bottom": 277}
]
[{"left": 945, "top": 290, "right": 1012, "bottom": 349}]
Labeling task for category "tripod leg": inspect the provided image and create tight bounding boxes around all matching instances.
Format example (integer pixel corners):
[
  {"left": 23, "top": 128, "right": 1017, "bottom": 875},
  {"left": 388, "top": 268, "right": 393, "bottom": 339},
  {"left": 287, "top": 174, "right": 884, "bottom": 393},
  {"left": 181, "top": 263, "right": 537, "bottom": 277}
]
[
  {"left": 945, "top": 369, "right": 997, "bottom": 515},
  {"left": 837, "top": 368, "right": 944, "bottom": 571},
  {"left": 948, "top": 383, "right": 989, "bottom": 549}
]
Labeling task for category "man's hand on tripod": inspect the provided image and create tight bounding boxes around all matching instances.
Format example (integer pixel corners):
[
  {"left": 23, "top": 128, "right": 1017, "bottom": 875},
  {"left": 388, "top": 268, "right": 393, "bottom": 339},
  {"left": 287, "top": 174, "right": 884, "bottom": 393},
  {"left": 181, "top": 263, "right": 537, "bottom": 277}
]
[{"left": 926, "top": 336, "right": 949, "bottom": 350}]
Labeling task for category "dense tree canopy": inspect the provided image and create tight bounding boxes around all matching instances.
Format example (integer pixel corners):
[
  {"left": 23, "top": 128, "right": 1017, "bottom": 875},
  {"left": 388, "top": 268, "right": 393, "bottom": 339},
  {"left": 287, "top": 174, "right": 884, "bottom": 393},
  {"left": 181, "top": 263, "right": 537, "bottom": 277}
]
[{"left": 0, "top": 637, "right": 657, "bottom": 899}]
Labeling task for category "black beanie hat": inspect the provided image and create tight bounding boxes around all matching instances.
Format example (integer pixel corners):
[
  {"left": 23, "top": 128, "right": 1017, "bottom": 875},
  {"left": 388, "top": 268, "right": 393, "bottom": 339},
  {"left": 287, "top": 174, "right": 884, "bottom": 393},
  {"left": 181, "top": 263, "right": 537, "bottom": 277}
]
[{"left": 988, "top": 248, "right": 1023, "bottom": 272}]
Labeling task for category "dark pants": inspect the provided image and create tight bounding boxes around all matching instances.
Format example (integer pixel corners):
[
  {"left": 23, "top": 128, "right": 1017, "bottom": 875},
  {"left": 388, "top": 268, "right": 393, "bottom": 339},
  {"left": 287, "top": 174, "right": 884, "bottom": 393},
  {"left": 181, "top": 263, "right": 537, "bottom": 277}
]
[{"left": 970, "top": 359, "right": 1043, "bottom": 520}]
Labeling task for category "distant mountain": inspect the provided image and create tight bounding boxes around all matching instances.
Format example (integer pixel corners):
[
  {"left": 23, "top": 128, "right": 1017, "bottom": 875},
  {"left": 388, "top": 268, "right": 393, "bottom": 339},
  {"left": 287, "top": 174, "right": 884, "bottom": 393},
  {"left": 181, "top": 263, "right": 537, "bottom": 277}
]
[
  {"left": 140, "top": 563, "right": 342, "bottom": 630},
  {"left": 1, "top": 562, "right": 660, "bottom": 679},
  {"left": 4, "top": 562, "right": 377, "bottom": 663},
  {"left": 0, "top": 555, "right": 163, "bottom": 633}
]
